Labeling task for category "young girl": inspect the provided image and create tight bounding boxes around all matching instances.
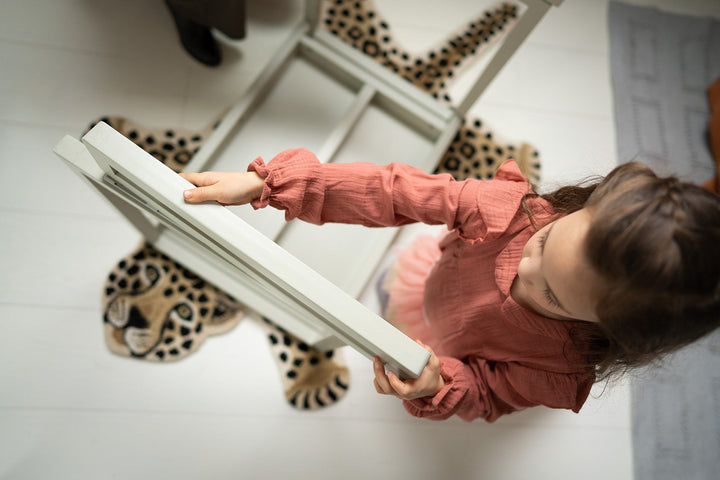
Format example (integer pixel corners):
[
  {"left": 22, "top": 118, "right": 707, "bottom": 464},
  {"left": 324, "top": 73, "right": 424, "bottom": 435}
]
[{"left": 180, "top": 149, "right": 720, "bottom": 422}]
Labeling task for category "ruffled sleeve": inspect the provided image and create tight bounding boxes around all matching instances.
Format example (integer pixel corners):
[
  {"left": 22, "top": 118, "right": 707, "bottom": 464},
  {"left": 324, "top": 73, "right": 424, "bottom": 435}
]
[
  {"left": 402, "top": 356, "right": 594, "bottom": 422},
  {"left": 455, "top": 160, "right": 535, "bottom": 244},
  {"left": 247, "top": 148, "right": 533, "bottom": 237}
]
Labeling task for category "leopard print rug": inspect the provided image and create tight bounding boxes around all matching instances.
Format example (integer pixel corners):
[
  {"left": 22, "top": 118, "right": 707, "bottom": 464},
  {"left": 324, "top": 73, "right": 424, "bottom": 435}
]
[{"left": 95, "top": 0, "right": 541, "bottom": 412}]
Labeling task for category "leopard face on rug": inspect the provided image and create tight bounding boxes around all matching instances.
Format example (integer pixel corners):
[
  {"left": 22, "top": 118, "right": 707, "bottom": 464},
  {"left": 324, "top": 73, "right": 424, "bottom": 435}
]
[{"left": 103, "top": 242, "right": 243, "bottom": 361}]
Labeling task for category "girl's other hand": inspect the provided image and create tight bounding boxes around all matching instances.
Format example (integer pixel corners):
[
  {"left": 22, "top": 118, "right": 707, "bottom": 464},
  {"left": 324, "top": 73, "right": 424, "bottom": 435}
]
[
  {"left": 180, "top": 171, "right": 265, "bottom": 206},
  {"left": 372, "top": 340, "right": 444, "bottom": 400}
]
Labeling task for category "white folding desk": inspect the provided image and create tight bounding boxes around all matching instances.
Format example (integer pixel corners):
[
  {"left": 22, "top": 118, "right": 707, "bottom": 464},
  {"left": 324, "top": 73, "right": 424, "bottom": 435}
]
[{"left": 53, "top": 0, "right": 562, "bottom": 378}]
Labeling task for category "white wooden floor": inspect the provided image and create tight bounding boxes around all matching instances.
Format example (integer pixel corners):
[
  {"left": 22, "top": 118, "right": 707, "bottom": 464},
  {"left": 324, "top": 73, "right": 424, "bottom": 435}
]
[{"left": 2, "top": 1, "right": 718, "bottom": 479}]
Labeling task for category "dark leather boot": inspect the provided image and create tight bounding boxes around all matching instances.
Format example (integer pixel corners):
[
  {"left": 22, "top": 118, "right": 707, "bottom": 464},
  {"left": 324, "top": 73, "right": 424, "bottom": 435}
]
[{"left": 165, "top": 0, "right": 222, "bottom": 67}]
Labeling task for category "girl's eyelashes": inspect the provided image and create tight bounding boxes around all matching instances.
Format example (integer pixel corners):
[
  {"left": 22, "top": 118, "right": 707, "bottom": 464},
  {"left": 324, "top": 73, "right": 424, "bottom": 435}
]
[
  {"left": 538, "top": 230, "right": 559, "bottom": 309},
  {"left": 538, "top": 230, "right": 550, "bottom": 252},
  {"left": 544, "top": 288, "right": 559, "bottom": 308}
]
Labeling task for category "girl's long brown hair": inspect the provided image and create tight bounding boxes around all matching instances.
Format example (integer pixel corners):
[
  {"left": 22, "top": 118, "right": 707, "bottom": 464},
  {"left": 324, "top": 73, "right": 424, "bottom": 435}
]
[{"left": 525, "top": 162, "right": 720, "bottom": 380}]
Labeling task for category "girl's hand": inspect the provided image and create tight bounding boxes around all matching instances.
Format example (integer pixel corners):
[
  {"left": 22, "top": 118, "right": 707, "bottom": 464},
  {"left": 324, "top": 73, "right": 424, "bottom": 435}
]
[
  {"left": 372, "top": 340, "right": 444, "bottom": 400},
  {"left": 180, "top": 171, "right": 265, "bottom": 206}
]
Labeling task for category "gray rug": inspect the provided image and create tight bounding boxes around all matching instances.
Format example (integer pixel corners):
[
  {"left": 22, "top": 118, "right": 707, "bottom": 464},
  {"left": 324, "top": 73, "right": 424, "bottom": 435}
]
[
  {"left": 609, "top": 1, "right": 719, "bottom": 182},
  {"left": 608, "top": 2, "right": 720, "bottom": 480}
]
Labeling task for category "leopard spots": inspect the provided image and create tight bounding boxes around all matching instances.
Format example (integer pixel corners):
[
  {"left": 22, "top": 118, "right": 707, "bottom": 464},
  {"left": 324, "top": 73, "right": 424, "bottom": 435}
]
[
  {"left": 102, "top": 244, "right": 244, "bottom": 362},
  {"left": 320, "top": 0, "right": 519, "bottom": 103},
  {"left": 86, "top": 116, "right": 220, "bottom": 174},
  {"left": 435, "top": 118, "right": 541, "bottom": 187},
  {"left": 262, "top": 317, "right": 350, "bottom": 410}
]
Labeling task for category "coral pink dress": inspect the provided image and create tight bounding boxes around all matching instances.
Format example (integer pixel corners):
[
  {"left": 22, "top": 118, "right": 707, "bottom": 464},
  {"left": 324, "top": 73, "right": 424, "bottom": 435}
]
[{"left": 248, "top": 148, "right": 594, "bottom": 422}]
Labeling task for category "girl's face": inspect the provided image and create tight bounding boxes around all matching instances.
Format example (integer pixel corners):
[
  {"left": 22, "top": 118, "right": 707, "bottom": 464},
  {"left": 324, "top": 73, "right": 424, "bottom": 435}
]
[{"left": 514, "top": 209, "right": 604, "bottom": 323}]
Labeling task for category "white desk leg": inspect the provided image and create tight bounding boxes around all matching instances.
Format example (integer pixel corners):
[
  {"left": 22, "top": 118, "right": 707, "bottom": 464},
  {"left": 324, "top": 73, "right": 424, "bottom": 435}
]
[
  {"left": 316, "top": 84, "right": 376, "bottom": 163},
  {"left": 456, "top": 0, "right": 555, "bottom": 116},
  {"left": 182, "top": 22, "right": 309, "bottom": 174}
]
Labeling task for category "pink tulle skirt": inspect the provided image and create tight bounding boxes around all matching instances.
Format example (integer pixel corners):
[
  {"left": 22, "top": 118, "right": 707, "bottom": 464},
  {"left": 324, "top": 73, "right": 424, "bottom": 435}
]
[{"left": 382, "top": 234, "right": 442, "bottom": 347}]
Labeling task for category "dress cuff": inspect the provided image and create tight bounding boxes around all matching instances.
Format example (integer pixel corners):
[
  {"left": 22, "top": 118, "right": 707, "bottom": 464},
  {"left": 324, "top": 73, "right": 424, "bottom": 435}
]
[
  {"left": 247, "top": 156, "right": 271, "bottom": 209},
  {"left": 402, "top": 357, "right": 469, "bottom": 419}
]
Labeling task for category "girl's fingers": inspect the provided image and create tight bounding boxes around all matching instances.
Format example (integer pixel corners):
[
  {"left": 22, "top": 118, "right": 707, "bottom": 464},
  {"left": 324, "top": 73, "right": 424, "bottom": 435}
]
[
  {"left": 373, "top": 357, "right": 415, "bottom": 398},
  {"left": 180, "top": 172, "right": 221, "bottom": 203},
  {"left": 178, "top": 172, "right": 196, "bottom": 183},
  {"left": 387, "top": 371, "right": 409, "bottom": 396},
  {"left": 416, "top": 339, "right": 440, "bottom": 368},
  {"left": 180, "top": 171, "right": 262, "bottom": 206},
  {"left": 373, "top": 378, "right": 382, "bottom": 393},
  {"left": 416, "top": 338, "right": 433, "bottom": 354},
  {"left": 179, "top": 172, "right": 219, "bottom": 187},
  {"left": 373, "top": 357, "right": 393, "bottom": 394},
  {"left": 183, "top": 185, "right": 217, "bottom": 203}
]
